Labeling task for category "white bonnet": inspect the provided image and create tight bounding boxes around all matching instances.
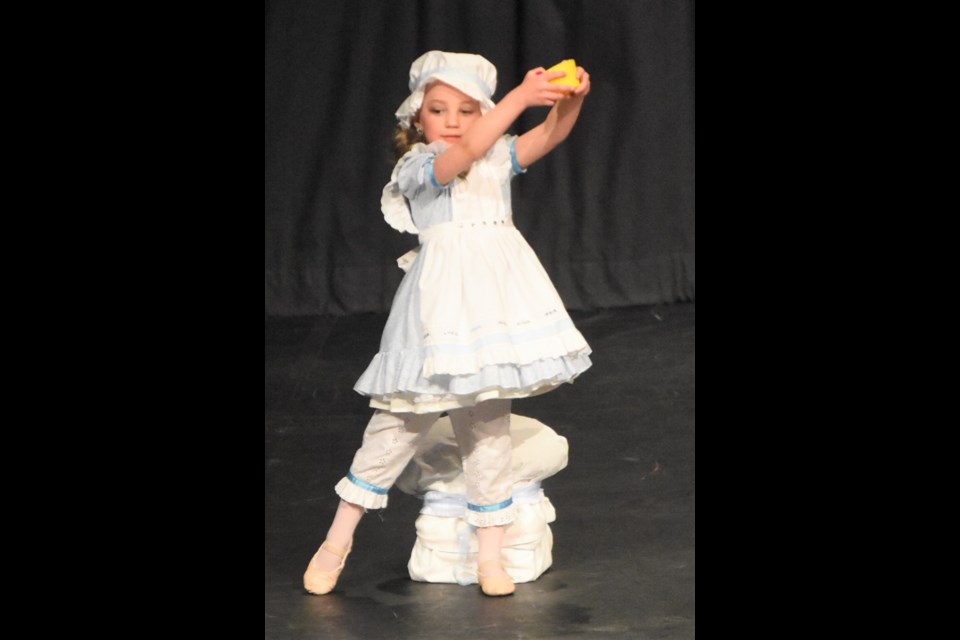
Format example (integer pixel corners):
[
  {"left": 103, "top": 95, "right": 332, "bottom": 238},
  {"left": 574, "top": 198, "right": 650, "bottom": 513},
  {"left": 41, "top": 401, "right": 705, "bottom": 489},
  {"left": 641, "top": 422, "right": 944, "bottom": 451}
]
[{"left": 394, "top": 51, "right": 497, "bottom": 129}]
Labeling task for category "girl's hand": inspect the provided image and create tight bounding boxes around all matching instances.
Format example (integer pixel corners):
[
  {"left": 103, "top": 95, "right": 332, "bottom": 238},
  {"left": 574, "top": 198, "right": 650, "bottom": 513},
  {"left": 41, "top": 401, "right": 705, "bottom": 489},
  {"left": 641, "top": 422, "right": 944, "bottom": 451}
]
[
  {"left": 518, "top": 67, "right": 573, "bottom": 107},
  {"left": 570, "top": 66, "right": 591, "bottom": 99}
]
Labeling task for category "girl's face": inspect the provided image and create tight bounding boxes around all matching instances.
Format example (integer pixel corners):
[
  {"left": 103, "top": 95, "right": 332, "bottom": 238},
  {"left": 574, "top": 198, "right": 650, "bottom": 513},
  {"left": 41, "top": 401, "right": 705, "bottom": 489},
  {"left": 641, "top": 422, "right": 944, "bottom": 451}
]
[{"left": 415, "top": 81, "right": 482, "bottom": 145}]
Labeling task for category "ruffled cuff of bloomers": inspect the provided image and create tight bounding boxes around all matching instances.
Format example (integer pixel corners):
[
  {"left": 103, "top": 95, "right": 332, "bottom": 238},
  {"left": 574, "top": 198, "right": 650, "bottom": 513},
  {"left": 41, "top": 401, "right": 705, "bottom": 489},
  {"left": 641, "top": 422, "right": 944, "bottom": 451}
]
[
  {"left": 464, "top": 499, "right": 517, "bottom": 528},
  {"left": 335, "top": 475, "right": 390, "bottom": 510}
]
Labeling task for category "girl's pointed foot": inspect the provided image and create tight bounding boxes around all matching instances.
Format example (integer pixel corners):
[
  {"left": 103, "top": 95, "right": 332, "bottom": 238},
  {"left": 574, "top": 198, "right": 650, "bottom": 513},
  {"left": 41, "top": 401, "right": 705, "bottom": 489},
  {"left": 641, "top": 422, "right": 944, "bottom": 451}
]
[
  {"left": 303, "top": 540, "right": 352, "bottom": 595},
  {"left": 477, "top": 561, "right": 515, "bottom": 597}
]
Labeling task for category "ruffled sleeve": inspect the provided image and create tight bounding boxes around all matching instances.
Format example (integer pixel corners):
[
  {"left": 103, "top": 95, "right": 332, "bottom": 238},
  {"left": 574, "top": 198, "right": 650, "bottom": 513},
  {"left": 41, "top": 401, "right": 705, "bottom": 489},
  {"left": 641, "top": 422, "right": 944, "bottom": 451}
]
[{"left": 380, "top": 141, "right": 450, "bottom": 234}]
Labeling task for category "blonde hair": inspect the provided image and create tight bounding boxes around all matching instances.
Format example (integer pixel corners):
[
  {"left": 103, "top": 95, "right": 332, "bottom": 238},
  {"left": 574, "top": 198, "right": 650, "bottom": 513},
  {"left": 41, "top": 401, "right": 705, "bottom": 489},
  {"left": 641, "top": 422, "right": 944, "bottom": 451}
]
[{"left": 393, "top": 125, "right": 424, "bottom": 162}]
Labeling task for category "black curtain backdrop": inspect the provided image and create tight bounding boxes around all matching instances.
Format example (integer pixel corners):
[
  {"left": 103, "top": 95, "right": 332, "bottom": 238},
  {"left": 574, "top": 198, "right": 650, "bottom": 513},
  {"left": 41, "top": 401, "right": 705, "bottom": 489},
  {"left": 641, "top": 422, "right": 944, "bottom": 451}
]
[{"left": 265, "top": 0, "right": 694, "bottom": 316}]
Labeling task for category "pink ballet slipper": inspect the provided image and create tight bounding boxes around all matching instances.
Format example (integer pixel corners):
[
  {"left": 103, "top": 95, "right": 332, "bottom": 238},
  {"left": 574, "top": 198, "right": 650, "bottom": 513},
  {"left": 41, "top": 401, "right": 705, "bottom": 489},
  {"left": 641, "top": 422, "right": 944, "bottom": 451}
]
[
  {"left": 477, "top": 561, "right": 515, "bottom": 597},
  {"left": 303, "top": 540, "right": 352, "bottom": 595}
]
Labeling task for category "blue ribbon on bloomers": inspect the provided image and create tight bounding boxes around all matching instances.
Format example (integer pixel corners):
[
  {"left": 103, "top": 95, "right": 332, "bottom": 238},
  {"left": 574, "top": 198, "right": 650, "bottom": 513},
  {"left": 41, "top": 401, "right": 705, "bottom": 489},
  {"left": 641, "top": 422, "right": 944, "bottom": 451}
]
[
  {"left": 347, "top": 471, "right": 389, "bottom": 495},
  {"left": 422, "top": 482, "right": 543, "bottom": 517},
  {"left": 467, "top": 497, "right": 514, "bottom": 513}
]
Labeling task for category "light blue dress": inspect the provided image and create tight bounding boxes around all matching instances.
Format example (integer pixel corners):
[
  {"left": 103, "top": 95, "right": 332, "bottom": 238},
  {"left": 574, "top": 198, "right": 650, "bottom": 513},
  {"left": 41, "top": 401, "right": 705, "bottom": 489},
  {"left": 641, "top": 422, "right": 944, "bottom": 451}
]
[{"left": 354, "top": 135, "right": 592, "bottom": 414}]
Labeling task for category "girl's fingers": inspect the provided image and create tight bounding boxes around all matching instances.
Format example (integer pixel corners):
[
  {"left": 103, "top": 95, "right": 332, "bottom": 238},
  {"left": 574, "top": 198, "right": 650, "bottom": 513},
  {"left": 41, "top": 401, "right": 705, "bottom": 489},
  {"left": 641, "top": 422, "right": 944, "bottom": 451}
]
[{"left": 574, "top": 70, "right": 591, "bottom": 95}]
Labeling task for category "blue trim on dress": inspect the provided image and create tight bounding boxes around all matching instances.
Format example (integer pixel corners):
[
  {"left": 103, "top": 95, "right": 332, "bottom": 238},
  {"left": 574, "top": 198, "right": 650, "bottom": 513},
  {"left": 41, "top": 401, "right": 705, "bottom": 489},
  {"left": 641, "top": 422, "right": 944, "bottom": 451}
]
[
  {"left": 426, "top": 156, "right": 443, "bottom": 189},
  {"left": 509, "top": 138, "right": 527, "bottom": 175},
  {"left": 347, "top": 471, "right": 389, "bottom": 495},
  {"left": 468, "top": 497, "right": 514, "bottom": 513},
  {"left": 423, "top": 316, "right": 576, "bottom": 356}
]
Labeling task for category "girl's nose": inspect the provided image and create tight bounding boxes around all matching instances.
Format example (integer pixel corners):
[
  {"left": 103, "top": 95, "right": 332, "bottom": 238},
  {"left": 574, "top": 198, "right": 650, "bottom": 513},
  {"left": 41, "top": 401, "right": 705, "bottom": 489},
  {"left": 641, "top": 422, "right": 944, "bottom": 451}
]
[{"left": 446, "top": 112, "right": 459, "bottom": 127}]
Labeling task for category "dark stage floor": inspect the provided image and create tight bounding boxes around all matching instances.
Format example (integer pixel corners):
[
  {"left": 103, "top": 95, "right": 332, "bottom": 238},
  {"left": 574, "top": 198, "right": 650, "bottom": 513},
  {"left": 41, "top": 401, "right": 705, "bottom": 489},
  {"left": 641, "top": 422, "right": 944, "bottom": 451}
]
[{"left": 265, "top": 303, "right": 695, "bottom": 639}]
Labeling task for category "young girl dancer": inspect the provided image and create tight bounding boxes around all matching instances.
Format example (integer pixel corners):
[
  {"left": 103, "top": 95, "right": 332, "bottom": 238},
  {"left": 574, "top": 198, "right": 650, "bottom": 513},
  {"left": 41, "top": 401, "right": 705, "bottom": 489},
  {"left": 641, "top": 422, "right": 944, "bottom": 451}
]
[{"left": 304, "top": 50, "right": 592, "bottom": 597}]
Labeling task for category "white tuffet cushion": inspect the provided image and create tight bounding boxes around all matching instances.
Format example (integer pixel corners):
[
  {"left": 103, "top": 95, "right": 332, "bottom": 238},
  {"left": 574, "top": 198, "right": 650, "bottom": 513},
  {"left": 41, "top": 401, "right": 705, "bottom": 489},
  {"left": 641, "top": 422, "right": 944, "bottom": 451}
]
[{"left": 396, "top": 414, "right": 568, "bottom": 584}]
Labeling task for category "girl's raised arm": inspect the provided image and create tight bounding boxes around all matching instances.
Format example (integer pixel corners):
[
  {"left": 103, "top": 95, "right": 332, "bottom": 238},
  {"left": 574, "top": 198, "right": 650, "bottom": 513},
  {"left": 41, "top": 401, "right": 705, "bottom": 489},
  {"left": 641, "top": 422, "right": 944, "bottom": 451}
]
[
  {"left": 432, "top": 69, "right": 571, "bottom": 186},
  {"left": 513, "top": 66, "right": 592, "bottom": 170}
]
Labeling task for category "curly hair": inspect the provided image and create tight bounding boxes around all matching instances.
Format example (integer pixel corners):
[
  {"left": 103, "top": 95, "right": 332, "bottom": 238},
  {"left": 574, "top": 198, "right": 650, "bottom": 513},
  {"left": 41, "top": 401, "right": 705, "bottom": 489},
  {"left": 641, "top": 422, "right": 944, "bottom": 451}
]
[{"left": 393, "top": 125, "right": 424, "bottom": 162}]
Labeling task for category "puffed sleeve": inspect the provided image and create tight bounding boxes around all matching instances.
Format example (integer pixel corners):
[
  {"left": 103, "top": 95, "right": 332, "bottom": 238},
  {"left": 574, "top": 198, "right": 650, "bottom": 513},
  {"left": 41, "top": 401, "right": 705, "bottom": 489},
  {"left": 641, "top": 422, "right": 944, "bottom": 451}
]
[
  {"left": 396, "top": 140, "right": 451, "bottom": 197},
  {"left": 380, "top": 141, "right": 450, "bottom": 234},
  {"left": 486, "top": 135, "right": 528, "bottom": 182}
]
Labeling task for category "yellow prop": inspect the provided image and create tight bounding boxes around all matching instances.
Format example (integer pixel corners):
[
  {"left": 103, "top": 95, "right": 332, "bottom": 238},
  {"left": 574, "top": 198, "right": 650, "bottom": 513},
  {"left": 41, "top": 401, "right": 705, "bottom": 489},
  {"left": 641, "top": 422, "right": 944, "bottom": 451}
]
[{"left": 546, "top": 59, "right": 580, "bottom": 88}]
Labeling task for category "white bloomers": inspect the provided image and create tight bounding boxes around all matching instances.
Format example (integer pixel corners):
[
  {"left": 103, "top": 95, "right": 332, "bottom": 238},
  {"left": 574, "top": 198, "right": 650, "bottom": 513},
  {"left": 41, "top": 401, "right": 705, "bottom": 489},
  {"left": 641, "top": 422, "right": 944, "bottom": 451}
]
[{"left": 335, "top": 399, "right": 516, "bottom": 527}]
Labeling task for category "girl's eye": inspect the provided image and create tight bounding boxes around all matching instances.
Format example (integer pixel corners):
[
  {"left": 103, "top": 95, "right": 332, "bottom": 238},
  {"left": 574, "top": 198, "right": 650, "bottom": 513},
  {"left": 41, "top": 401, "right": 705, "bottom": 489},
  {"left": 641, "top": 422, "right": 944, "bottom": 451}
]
[
  {"left": 430, "top": 108, "right": 443, "bottom": 114},
  {"left": 461, "top": 110, "right": 475, "bottom": 115}
]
